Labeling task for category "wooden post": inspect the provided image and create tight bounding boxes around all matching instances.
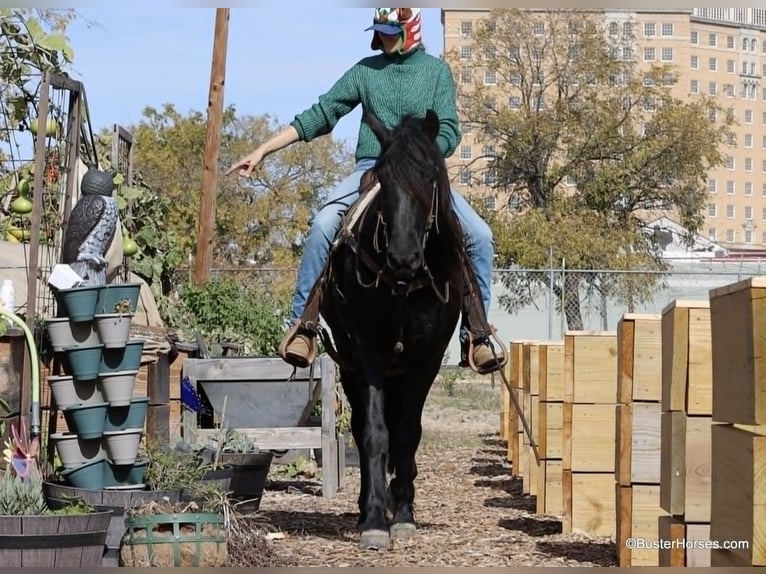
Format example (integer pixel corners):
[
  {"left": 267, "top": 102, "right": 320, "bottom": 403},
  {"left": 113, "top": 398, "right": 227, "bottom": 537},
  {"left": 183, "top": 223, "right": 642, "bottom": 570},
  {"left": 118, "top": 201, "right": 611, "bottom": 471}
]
[{"left": 194, "top": 8, "right": 230, "bottom": 285}]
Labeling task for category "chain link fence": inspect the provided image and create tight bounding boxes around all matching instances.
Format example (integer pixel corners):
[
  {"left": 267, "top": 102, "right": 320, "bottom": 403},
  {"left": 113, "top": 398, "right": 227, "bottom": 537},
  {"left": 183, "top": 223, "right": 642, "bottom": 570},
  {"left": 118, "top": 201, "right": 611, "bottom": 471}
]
[{"left": 165, "top": 259, "right": 766, "bottom": 364}]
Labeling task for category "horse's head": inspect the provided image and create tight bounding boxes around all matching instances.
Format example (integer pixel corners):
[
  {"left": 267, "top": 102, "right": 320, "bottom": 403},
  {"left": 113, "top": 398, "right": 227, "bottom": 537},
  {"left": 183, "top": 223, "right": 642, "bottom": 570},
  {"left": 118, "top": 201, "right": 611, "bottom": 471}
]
[{"left": 364, "top": 109, "right": 443, "bottom": 283}]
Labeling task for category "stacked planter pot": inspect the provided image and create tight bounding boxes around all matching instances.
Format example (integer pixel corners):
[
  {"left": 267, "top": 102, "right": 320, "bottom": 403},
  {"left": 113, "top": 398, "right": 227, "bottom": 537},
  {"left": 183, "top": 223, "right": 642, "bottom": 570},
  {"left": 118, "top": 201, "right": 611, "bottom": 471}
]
[{"left": 47, "top": 283, "right": 148, "bottom": 491}]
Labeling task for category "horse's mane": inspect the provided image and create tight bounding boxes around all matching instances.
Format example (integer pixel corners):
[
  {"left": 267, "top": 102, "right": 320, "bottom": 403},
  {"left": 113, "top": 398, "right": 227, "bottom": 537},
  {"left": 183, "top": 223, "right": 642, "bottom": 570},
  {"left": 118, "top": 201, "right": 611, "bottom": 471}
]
[{"left": 372, "top": 115, "right": 464, "bottom": 251}]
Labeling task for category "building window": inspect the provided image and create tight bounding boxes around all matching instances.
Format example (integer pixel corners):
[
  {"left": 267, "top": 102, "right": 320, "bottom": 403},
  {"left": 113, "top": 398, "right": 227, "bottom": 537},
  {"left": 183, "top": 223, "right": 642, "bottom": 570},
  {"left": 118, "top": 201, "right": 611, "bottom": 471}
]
[
  {"left": 709, "top": 57, "right": 717, "bottom": 71},
  {"left": 533, "top": 21, "right": 545, "bottom": 35},
  {"left": 709, "top": 228, "right": 717, "bottom": 241},
  {"left": 708, "top": 81, "right": 717, "bottom": 95},
  {"left": 746, "top": 158, "right": 753, "bottom": 172},
  {"left": 746, "top": 182, "right": 753, "bottom": 196},
  {"left": 643, "top": 47, "right": 655, "bottom": 61},
  {"left": 708, "top": 203, "right": 717, "bottom": 217},
  {"left": 726, "top": 180, "right": 735, "bottom": 194},
  {"left": 708, "top": 178, "right": 717, "bottom": 193},
  {"left": 484, "top": 169, "right": 497, "bottom": 185},
  {"left": 763, "top": 135, "right": 766, "bottom": 148},
  {"left": 483, "top": 145, "right": 496, "bottom": 158},
  {"left": 727, "top": 156, "right": 735, "bottom": 170},
  {"left": 745, "top": 134, "right": 753, "bottom": 147},
  {"left": 727, "top": 205, "right": 735, "bottom": 218},
  {"left": 690, "top": 79, "right": 699, "bottom": 94},
  {"left": 484, "top": 70, "right": 497, "bottom": 85},
  {"left": 459, "top": 46, "right": 472, "bottom": 60},
  {"left": 459, "top": 168, "right": 472, "bottom": 185},
  {"left": 460, "top": 69, "right": 472, "bottom": 84},
  {"left": 691, "top": 31, "right": 698, "bottom": 44},
  {"left": 745, "top": 206, "right": 753, "bottom": 220},
  {"left": 508, "top": 96, "right": 521, "bottom": 109},
  {"left": 726, "top": 229, "right": 735, "bottom": 242},
  {"left": 460, "top": 21, "right": 472, "bottom": 36},
  {"left": 743, "top": 38, "right": 749, "bottom": 51},
  {"left": 510, "top": 74, "right": 521, "bottom": 86},
  {"left": 483, "top": 196, "right": 496, "bottom": 210},
  {"left": 725, "top": 84, "right": 735, "bottom": 97},
  {"left": 661, "top": 23, "right": 673, "bottom": 36},
  {"left": 763, "top": 159, "right": 766, "bottom": 172},
  {"left": 690, "top": 55, "right": 699, "bottom": 69},
  {"left": 661, "top": 48, "right": 673, "bottom": 61},
  {"left": 460, "top": 145, "right": 472, "bottom": 160},
  {"left": 762, "top": 207, "right": 766, "bottom": 221},
  {"left": 644, "top": 23, "right": 655, "bottom": 37},
  {"left": 763, "top": 182, "right": 766, "bottom": 196},
  {"left": 727, "top": 59, "right": 735, "bottom": 73},
  {"left": 745, "top": 229, "right": 753, "bottom": 243},
  {"left": 623, "top": 47, "right": 634, "bottom": 60},
  {"left": 460, "top": 121, "right": 473, "bottom": 134},
  {"left": 709, "top": 33, "right": 717, "bottom": 46},
  {"left": 745, "top": 110, "right": 753, "bottom": 123}
]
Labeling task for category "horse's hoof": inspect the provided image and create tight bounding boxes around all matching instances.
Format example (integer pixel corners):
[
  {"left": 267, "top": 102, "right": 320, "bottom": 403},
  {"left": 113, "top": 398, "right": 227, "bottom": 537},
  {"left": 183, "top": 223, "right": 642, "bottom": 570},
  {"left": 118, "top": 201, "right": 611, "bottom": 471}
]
[
  {"left": 359, "top": 529, "right": 390, "bottom": 550},
  {"left": 390, "top": 522, "right": 417, "bottom": 539}
]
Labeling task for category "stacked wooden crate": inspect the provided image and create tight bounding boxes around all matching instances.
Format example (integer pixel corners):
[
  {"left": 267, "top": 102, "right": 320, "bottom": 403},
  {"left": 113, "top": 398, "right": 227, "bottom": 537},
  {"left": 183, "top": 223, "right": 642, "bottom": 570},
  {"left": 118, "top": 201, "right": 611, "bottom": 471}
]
[
  {"left": 504, "top": 341, "right": 526, "bottom": 477},
  {"left": 535, "top": 341, "right": 565, "bottom": 516},
  {"left": 562, "top": 330, "right": 619, "bottom": 537},
  {"left": 708, "top": 278, "right": 766, "bottom": 567},
  {"left": 614, "top": 314, "right": 667, "bottom": 566},
  {"left": 521, "top": 342, "right": 541, "bottom": 496},
  {"left": 658, "top": 300, "right": 713, "bottom": 567}
]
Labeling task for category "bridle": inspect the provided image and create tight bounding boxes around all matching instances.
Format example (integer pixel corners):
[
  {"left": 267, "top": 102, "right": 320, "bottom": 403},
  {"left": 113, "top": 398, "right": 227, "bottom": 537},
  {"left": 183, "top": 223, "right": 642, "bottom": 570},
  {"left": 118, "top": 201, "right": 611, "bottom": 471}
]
[{"left": 340, "top": 173, "right": 450, "bottom": 305}]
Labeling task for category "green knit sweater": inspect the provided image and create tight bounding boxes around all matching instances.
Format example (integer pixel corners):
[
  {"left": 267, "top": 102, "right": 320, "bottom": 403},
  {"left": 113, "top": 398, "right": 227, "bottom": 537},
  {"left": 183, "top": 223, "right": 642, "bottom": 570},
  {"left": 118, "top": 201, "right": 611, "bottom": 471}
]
[{"left": 290, "top": 46, "right": 461, "bottom": 161}]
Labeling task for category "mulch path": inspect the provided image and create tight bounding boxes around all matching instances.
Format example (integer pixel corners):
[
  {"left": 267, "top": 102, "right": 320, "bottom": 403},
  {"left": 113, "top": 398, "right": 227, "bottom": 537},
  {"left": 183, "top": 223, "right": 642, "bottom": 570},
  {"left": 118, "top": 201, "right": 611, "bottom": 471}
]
[{"left": 228, "top": 435, "right": 618, "bottom": 567}]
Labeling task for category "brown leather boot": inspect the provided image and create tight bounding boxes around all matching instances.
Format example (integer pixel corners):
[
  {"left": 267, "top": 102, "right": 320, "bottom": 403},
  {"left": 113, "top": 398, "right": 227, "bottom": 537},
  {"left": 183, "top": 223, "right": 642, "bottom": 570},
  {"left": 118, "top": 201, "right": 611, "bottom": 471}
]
[
  {"left": 471, "top": 340, "right": 506, "bottom": 374},
  {"left": 278, "top": 323, "right": 317, "bottom": 369}
]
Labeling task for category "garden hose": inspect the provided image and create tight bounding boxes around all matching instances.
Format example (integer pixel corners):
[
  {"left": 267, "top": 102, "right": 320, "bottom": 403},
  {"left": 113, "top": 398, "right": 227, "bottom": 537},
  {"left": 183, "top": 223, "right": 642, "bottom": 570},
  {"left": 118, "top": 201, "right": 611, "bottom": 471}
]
[{"left": 0, "top": 308, "right": 41, "bottom": 438}]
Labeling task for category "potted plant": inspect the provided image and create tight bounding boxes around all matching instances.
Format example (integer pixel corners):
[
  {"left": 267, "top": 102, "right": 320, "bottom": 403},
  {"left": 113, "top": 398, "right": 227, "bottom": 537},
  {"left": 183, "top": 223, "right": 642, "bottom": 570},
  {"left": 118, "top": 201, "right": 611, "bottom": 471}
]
[
  {"left": 0, "top": 420, "right": 111, "bottom": 567},
  {"left": 93, "top": 298, "right": 134, "bottom": 349},
  {"left": 119, "top": 441, "right": 230, "bottom": 567}
]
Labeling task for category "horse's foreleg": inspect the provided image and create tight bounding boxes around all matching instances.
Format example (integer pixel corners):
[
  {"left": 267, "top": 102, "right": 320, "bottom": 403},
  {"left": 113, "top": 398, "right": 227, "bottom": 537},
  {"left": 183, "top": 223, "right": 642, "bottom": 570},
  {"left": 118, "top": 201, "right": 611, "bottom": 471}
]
[{"left": 355, "top": 358, "right": 391, "bottom": 550}]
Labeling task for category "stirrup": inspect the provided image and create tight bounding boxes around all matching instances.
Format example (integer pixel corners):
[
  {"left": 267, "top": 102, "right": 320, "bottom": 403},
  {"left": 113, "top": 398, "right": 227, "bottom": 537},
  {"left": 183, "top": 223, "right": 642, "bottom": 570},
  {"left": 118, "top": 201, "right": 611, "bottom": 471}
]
[
  {"left": 466, "top": 326, "right": 507, "bottom": 376},
  {"left": 278, "top": 321, "right": 318, "bottom": 368}
]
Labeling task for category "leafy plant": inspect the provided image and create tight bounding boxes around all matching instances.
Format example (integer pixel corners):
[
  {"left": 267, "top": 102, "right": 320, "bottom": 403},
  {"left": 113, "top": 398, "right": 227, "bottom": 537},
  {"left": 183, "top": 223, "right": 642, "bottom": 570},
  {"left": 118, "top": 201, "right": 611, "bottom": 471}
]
[
  {"left": 0, "top": 470, "right": 49, "bottom": 515},
  {"left": 113, "top": 298, "right": 132, "bottom": 314},
  {"left": 169, "top": 276, "right": 288, "bottom": 354},
  {"left": 140, "top": 440, "right": 223, "bottom": 503}
]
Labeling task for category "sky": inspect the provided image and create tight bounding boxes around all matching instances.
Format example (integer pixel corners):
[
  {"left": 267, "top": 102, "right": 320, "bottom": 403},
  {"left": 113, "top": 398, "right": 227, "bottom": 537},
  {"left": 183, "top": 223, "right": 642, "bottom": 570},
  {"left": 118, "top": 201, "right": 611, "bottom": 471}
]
[{"left": 64, "top": 5, "right": 445, "bottom": 154}]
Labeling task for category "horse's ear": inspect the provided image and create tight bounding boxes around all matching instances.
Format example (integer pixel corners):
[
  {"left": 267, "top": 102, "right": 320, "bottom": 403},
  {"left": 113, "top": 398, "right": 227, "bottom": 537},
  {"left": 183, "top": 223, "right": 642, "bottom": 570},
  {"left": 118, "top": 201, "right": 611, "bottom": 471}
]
[
  {"left": 423, "top": 109, "right": 440, "bottom": 142},
  {"left": 363, "top": 109, "right": 391, "bottom": 147}
]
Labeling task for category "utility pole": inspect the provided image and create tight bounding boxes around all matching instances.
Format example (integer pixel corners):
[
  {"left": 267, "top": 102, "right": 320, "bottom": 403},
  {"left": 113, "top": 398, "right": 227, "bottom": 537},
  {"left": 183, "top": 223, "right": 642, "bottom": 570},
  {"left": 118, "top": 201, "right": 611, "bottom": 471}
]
[{"left": 194, "top": 8, "right": 230, "bottom": 285}]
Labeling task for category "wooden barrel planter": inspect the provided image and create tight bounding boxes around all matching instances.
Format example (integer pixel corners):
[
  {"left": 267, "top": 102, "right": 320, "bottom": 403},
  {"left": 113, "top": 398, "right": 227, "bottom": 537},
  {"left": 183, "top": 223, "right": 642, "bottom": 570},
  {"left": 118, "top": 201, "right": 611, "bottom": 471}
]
[
  {"left": 120, "top": 512, "right": 227, "bottom": 567},
  {"left": 43, "top": 481, "right": 183, "bottom": 567},
  {"left": 0, "top": 510, "right": 111, "bottom": 567}
]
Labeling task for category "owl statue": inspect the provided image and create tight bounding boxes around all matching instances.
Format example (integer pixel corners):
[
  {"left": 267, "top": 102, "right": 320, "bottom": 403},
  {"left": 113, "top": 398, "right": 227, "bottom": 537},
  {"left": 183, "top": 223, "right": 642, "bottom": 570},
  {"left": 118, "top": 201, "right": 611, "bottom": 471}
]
[{"left": 61, "top": 165, "right": 119, "bottom": 287}]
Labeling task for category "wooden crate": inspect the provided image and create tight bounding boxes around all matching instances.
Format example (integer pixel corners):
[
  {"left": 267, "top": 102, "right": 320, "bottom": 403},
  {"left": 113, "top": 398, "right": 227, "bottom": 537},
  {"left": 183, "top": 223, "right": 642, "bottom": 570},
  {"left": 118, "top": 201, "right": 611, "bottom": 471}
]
[
  {"left": 539, "top": 342, "right": 565, "bottom": 402},
  {"left": 616, "top": 402, "right": 662, "bottom": 486},
  {"left": 710, "top": 423, "right": 766, "bottom": 566},
  {"left": 562, "top": 471, "right": 616, "bottom": 537},
  {"left": 617, "top": 313, "right": 662, "bottom": 403},
  {"left": 658, "top": 517, "right": 711, "bottom": 566},
  {"left": 709, "top": 277, "right": 766, "bottom": 425},
  {"left": 536, "top": 459, "right": 563, "bottom": 515},
  {"left": 564, "top": 331, "right": 618, "bottom": 404},
  {"left": 660, "top": 413, "right": 712, "bottom": 523},
  {"left": 539, "top": 402, "right": 563, "bottom": 460},
  {"left": 506, "top": 341, "right": 527, "bottom": 473},
  {"left": 564, "top": 403, "right": 616, "bottom": 473},
  {"left": 661, "top": 300, "right": 712, "bottom": 416},
  {"left": 616, "top": 484, "right": 668, "bottom": 566}
]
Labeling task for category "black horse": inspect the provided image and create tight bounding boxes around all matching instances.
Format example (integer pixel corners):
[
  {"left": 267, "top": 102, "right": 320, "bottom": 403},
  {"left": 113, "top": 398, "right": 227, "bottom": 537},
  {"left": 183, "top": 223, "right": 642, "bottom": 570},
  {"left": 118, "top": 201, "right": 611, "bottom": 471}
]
[{"left": 319, "top": 109, "right": 470, "bottom": 550}]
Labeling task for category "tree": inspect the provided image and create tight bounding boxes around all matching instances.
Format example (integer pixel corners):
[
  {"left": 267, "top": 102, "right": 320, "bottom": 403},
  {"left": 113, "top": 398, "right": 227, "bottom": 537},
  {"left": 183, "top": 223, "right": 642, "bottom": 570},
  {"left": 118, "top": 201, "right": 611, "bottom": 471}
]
[
  {"left": 127, "top": 104, "right": 353, "bottom": 294},
  {"left": 448, "top": 9, "right": 732, "bottom": 329}
]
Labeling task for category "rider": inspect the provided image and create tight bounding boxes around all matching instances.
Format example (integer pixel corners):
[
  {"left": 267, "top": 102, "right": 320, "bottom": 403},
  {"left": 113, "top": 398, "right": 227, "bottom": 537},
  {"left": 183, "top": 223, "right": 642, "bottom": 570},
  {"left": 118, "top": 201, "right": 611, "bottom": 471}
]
[{"left": 226, "top": 8, "right": 506, "bottom": 374}]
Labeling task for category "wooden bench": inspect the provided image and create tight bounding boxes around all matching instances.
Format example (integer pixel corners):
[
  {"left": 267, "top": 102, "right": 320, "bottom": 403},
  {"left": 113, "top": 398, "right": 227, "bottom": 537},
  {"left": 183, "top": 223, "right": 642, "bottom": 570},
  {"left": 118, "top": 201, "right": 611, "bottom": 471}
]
[{"left": 180, "top": 353, "right": 344, "bottom": 497}]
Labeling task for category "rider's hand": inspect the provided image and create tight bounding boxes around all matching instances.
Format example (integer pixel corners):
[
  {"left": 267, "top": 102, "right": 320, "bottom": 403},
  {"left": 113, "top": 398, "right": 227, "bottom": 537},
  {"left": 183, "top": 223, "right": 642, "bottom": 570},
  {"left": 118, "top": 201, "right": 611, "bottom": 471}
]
[{"left": 225, "top": 147, "right": 266, "bottom": 178}]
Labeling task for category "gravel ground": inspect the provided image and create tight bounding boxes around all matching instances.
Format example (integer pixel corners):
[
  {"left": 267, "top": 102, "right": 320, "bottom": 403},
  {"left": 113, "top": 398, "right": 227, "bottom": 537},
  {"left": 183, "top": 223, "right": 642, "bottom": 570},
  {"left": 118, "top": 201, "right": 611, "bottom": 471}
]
[{"left": 227, "top": 379, "right": 618, "bottom": 567}]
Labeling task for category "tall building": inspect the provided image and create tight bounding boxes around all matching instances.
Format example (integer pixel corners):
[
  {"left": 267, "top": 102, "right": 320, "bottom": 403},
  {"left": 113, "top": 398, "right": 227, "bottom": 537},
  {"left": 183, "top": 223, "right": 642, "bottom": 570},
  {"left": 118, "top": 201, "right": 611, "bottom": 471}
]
[{"left": 442, "top": 8, "right": 766, "bottom": 249}]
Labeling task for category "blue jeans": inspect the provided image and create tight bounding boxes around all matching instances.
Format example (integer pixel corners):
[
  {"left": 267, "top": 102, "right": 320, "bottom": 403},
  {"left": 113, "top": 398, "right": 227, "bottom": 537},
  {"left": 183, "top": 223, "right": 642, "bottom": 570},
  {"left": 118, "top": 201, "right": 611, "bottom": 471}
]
[{"left": 290, "top": 158, "right": 494, "bottom": 342}]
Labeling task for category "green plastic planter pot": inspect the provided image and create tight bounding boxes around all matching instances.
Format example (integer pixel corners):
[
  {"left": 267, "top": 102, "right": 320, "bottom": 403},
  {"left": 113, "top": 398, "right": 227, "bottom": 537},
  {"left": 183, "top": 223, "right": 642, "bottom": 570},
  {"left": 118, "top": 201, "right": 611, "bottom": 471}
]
[
  {"left": 103, "top": 397, "right": 148, "bottom": 432},
  {"left": 60, "top": 458, "right": 107, "bottom": 490},
  {"left": 96, "top": 283, "right": 141, "bottom": 315},
  {"left": 62, "top": 344, "right": 104, "bottom": 381},
  {"left": 54, "top": 285, "right": 104, "bottom": 322},
  {"left": 100, "top": 340, "right": 144, "bottom": 373},
  {"left": 61, "top": 401, "right": 109, "bottom": 439}
]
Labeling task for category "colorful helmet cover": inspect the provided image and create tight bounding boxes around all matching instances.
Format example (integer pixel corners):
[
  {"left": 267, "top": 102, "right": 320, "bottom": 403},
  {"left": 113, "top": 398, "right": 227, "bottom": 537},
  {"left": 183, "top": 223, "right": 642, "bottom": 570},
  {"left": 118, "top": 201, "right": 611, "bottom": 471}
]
[{"left": 365, "top": 8, "right": 422, "bottom": 53}]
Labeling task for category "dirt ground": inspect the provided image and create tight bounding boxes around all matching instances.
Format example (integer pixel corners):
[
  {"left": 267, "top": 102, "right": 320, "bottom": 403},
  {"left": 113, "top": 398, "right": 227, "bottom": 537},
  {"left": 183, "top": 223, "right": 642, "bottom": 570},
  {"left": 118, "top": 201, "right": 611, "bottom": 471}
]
[{"left": 227, "top": 375, "right": 618, "bottom": 567}]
